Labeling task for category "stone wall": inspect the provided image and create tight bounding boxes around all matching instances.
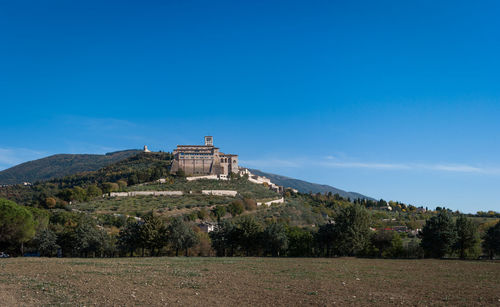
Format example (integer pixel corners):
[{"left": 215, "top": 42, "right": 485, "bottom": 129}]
[
  {"left": 186, "top": 175, "right": 228, "bottom": 181},
  {"left": 109, "top": 191, "right": 183, "bottom": 197},
  {"left": 257, "top": 197, "right": 285, "bottom": 206},
  {"left": 201, "top": 190, "right": 238, "bottom": 196}
]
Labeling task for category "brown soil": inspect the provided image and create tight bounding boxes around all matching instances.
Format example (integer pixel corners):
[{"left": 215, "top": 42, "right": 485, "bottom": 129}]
[{"left": 0, "top": 257, "right": 499, "bottom": 306}]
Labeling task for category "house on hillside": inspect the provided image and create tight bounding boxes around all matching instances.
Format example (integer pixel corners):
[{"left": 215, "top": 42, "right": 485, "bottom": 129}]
[
  {"left": 198, "top": 222, "right": 216, "bottom": 233},
  {"left": 393, "top": 226, "right": 408, "bottom": 232}
]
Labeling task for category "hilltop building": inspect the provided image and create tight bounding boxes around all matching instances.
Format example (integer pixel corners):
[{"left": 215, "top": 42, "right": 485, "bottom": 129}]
[{"left": 170, "top": 136, "right": 239, "bottom": 176}]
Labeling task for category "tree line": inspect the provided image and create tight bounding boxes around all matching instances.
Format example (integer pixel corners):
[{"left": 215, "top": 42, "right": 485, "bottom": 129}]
[{"left": 2, "top": 198, "right": 499, "bottom": 259}]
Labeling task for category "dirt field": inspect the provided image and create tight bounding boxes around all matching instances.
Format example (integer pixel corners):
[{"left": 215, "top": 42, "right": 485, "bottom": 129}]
[{"left": 0, "top": 257, "right": 499, "bottom": 306}]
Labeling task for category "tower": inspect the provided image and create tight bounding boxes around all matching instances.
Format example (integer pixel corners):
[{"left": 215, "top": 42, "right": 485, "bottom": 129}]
[{"left": 204, "top": 136, "right": 213, "bottom": 146}]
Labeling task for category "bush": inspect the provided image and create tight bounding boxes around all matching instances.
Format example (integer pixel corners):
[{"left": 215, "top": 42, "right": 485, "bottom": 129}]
[
  {"left": 197, "top": 209, "right": 208, "bottom": 220},
  {"left": 228, "top": 200, "right": 244, "bottom": 216},
  {"left": 117, "top": 180, "right": 128, "bottom": 191},
  {"left": 102, "top": 182, "right": 119, "bottom": 194},
  {"left": 45, "top": 197, "right": 57, "bottom": 208},
  {"left": 243, "top": 198, "right": 257, "bottom": 211}
]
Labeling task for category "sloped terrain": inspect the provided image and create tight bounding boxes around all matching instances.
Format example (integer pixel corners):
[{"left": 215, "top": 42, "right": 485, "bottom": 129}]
[
  {"left": 0, "top": 150, "right": 141, "bottom": 185},
  {"left": 249, "top": 169, "right": 374, "bottom": 200},
  {"left": 0, "top": 148, "right": 374, "bottom": 201}
]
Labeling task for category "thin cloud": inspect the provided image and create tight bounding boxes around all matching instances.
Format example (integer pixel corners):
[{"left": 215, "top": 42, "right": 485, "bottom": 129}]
[
  {"left": 242, "top": 156, "right": 500, "bottom": 175},
  {"left": 321, "top": 159, "right": 500, "bottom": 174},
  {"left": 424, "top": 164, "right": 499, "bottom": 174},
  {"left": 321, "top": 161, "right": 412, "bottom": 170},
  {"left": 0, "top": 147, "right": 47, "bottom": 170},
  {"left": 240, "top": 158, "right": 303, "bottom": 168}
]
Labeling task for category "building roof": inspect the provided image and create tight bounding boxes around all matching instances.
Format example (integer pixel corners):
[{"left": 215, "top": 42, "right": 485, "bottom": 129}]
[{"left": 177, "top": 145, "right": 217, "bottom": 148}]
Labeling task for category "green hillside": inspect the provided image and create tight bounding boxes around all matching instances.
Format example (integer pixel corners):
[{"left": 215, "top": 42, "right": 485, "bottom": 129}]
[
  {"left": 0, "top": 150, "right": 141, "bottom": 185},
  {"left": 0, "top": 150, "right": 331, "bottom": 227},
  {"left": 0, "top": 149, "right": 375, "bottom": 200}
]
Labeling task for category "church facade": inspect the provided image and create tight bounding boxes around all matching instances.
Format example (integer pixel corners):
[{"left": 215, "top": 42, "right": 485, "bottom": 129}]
[{"left": 170, "top": 136, "right": 239, "bottom": 176}]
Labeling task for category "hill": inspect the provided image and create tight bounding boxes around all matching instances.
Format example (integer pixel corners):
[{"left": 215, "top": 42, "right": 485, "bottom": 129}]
[
  {"left": 0, "top": 149, "right": 374, "bottom": 201},
  {"left": 0, "top": 150, "right": 141, "bottom": 185},
  {"left": 248, "top": 169, "right": 374, "bottom": 201}
]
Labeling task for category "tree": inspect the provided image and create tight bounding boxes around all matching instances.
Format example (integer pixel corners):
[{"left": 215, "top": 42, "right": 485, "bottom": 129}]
[
  {"left": 483, "top": 221, "right": 500, "bottom": 259},
  {"left": 388, "top": 233, "right": 404, "bottom": 258},
  {"left": 209, "top": 220, "right": 235, "bottom": 257},
  {"left": 369, "top": 230, "right": 395, "bottom": 258},
  {"left": 420, "top": 211, "right": 457, "bottom": 258},
  {"left": 168, "top": 218, "right": 199, "bottom": 256},
  {"left": 86, "top": 185, "right": 103, "bottom": 198},
  {"left": 331, "top": 204, "right": 371, "bottom": 256},
  {"left": 45, "top": 197, "right": 57, "bottom": 208},
  {"left": 212, "top": 205, "right": 226, "bottom": 223},
  {"left": 117, "top": 221, "right": 142, "bottom": 256},
  {"left": 287, "top": 226, "right": 313, "bottom": 257},
  {"left": 102, "top": 234, "right": 118, "bottom": 258},
  {"left": 102, "top": 182, "right": 119, "bottom": 194},
  {"left": 27, "top": 207, "right": 50, "bottom": 231},
  {"left": 57, "top": 188, "right": 74, "bottom": 202},
  {"left": 128, "top": 174, "right": 139, "bottom": 186},
  {"left": 454, "top": 215, "right": 480, "bottom": 259},
  {"left": 192, "top": 232, "right": 212, "bottom": 256},
  {"left": 33, "top": 229, "right": 59, "bottom": 257},
  {"left": 0, "top": 198, "right": 36, "bottom": 255},
  {"left": 316, "top": 223, "right": 336, "bottom": 257},
  {"left": 262, "top": 223, "right": 288, "bottom": 256},
  {"left": 71, "top": 187, "right": 87, "bottom": 202},
  {"left": 228, "top": 200, "right": 244, "bottom": 216},
  {"left": 235, "top": 216, "right": 262, "bottom": 256},
  {"left": 74, "top": 221, "right": 107, "bottom": 257},
  {"left": 56, "top": 228, "right": 77, "bottom": 257},
  {"left": 117, "top": 180, "right": 128, "bottom": 191},
  {"left": 140, "top": 213, "right": 167, "bottom": 256}
]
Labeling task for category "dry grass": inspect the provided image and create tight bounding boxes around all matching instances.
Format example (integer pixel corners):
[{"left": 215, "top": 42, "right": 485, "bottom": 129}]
[{"left": 0, "top": 257, "right": 499, "bottom": 306}]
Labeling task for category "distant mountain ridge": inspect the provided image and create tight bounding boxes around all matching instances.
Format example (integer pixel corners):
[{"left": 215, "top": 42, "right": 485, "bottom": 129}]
[
  {"left": 0, "top": 150, "right": 141, "bottom": 185},
  {"left": 248, "top": 169, "right": 375, "bottom": 201}
]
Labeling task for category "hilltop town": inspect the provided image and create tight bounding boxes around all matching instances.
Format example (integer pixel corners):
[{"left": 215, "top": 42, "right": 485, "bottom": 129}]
[{"left": 157, "top": 136, "right": 288, "bottom": 195}]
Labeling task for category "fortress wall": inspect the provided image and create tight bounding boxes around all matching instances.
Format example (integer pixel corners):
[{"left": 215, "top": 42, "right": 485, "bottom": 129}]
[{"left": 181, "top": 158, "right": 214, "bottom": 175}]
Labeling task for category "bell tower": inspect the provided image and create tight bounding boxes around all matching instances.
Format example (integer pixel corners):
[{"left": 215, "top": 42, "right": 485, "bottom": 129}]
[{"left": 204, "top": 136, "right": 213, "bottom": 146}]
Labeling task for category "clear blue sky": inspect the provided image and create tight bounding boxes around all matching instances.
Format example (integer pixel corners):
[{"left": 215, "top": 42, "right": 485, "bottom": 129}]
[{"left": 1, "top": 1, "right": 499, "bottom": 213}]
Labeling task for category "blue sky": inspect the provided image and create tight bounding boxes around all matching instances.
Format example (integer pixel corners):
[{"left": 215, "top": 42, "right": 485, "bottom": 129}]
[{"left": 1, "top": 1, "right": 499, "bottom": 213}]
